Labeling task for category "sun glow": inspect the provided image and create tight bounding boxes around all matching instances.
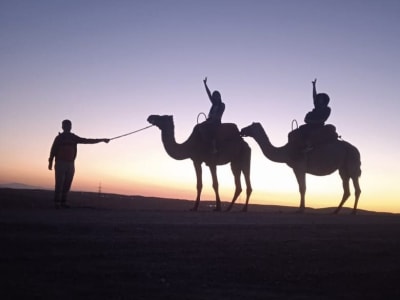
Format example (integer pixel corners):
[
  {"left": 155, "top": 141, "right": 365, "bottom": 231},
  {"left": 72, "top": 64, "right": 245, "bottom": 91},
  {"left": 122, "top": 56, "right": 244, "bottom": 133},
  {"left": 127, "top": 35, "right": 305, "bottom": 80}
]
[{"left": 1, "top": 1, "right": 400, "bottom": 214}]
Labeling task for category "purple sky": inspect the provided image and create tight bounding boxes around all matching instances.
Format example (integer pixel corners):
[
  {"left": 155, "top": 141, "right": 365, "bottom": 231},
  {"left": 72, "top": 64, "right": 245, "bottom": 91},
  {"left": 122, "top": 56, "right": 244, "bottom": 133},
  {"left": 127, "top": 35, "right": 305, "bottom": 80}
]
[{"left": 1, "top": 0, "right": 399, "bottom": 212}]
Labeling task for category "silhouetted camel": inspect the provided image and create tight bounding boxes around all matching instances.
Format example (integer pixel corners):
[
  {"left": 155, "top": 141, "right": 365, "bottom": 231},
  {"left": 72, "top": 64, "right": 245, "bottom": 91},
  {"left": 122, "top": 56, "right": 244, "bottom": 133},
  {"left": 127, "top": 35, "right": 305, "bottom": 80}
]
[
  {"left": 148, "top": 115, "right": 252, "bottom": 211},
  {"left": 240, "top": 122, "right": 361, "bottom": 214}
]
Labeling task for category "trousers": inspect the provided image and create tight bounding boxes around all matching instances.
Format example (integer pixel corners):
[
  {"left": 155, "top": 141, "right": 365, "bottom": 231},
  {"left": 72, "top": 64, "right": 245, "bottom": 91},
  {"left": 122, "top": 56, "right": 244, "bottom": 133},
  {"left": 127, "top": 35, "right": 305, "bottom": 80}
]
[{"left": 54, "top": 160, "right": 75, "bottom": 203}]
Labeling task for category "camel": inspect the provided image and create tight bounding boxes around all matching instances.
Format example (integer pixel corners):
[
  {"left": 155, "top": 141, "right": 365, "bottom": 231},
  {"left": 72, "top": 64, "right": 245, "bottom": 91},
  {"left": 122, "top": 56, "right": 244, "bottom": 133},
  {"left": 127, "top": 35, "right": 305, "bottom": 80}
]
[
  {"left": 240, "top": 122, "right": 361, "bottom": 214},
  {"left": 147, "top": 115, "right": 252, "bottom": 212}
]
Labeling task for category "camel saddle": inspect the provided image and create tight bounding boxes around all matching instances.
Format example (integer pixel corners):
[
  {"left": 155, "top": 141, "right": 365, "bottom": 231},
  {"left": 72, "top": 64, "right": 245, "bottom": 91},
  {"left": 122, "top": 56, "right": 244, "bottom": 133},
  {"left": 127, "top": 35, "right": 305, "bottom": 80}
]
[
  {"left": 215, "top": 123, "right": 240, "bottom": 140},
  {"left": 196, "top": 122, "right": 240, "bottom": 143},
  {"left": 288, "top": 124, "right": 339, "bottom": 148}
]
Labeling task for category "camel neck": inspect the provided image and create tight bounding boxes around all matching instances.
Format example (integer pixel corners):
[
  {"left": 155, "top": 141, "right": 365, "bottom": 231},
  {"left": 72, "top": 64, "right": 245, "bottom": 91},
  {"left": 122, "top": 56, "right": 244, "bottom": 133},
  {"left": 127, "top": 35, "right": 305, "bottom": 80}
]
[
  {"left": 252, "top": 128, "right": 288, "bottom": 163},
  {"left": 161, "top": 126, "right": 191, "bottom": 160}
]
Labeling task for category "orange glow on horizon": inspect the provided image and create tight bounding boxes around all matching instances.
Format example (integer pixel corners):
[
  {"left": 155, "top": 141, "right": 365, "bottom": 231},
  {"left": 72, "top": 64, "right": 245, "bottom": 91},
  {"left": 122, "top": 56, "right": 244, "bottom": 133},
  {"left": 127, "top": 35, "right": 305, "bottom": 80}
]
[
  {"left": 1, "top": 146, "right": 398, "bottom": 213},
  {"left": 3, "top": 171, "right": 397, "bottom": 213}
]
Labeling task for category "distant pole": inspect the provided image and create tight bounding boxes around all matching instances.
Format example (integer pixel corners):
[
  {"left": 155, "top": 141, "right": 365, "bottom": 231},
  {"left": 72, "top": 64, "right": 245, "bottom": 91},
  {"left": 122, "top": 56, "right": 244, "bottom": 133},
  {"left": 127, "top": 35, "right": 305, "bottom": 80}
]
[{"left": 98, "top": 182, "right": 102, "bottom": 198}]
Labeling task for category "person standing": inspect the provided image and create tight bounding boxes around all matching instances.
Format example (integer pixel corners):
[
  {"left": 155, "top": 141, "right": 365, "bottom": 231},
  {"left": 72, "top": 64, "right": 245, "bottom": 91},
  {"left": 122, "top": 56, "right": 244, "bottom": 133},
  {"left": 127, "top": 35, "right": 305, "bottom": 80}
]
[{"left": 48, "top": 119, "right": 109, "bottom": 208}]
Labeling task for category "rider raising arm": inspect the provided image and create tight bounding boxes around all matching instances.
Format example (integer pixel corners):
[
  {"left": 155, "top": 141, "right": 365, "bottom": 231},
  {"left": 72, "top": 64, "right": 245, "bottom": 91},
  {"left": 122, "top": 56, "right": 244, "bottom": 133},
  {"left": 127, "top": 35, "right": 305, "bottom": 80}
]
[
  {"left": 203, "top": 77, "right": 225, "bottom": 124},
  {"left": 305, "top": 78, "right": 331, "bottom": 125}
]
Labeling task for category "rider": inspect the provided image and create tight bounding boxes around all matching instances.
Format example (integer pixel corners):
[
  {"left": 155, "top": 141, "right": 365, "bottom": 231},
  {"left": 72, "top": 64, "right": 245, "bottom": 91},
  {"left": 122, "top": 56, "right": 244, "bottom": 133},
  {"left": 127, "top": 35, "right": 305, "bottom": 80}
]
[
  {"left": 291, "top": 79, "right": 331, "bottom": 153},
  {"left": 203, "top": 77, "right": 225, "bottom": 153},
  {"left": 304, "top": 78, "right": 331, "bottom": 128}
]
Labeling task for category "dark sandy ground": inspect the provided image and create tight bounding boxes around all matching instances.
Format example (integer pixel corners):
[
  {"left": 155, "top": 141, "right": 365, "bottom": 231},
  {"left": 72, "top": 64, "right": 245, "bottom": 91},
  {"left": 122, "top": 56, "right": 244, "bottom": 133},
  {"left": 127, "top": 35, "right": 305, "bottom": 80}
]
[{"left": 1, "top": 188, "right": 400, "bottom": 299}]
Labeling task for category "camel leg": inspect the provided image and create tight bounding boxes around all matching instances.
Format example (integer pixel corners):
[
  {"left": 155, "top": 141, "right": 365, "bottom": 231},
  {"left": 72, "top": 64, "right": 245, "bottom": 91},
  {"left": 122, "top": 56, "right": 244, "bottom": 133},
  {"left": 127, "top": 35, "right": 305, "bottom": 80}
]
[
  {"left": 225, "top": 162, "right": 242, "bottom": 212},
  {"left": 351, "top": 176, "right": 361, "bottom": 215},
  {"left": 209, "top": 164, "right": 221, "bottom": 211},
  {"left": 294, "top": 170, "right": 306, "bottom": 213},
  {"left": 334, "top": 175, "right": 350, "bottom": 214},
  {"left": 241, "top": 147, "right": 252, "bottom": 212},
  {"left": 191, "top": 162, "right": 202, "bottom": 211}
]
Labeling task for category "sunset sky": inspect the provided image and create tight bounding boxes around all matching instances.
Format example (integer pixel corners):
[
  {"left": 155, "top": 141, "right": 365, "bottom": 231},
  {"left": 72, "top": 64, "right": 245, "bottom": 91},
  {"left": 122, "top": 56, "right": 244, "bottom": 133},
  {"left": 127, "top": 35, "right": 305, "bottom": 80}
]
[{"left": 1, "top": 0, "right": 399, "bottom": 213}]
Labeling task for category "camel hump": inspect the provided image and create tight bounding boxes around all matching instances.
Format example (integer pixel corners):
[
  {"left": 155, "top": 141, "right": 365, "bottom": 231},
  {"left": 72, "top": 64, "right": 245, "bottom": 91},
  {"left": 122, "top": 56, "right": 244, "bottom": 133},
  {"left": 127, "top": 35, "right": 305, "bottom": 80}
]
[
  {"left": 289, "top": 124, "right": 338, "bottom": 145},
  {"left": 194, "top": 122, "right": 240, "bottom": 144},
  {"left": 313, "top": 124, "right": 339, "bottom": 144},
  {"left": 286, "top": 124, "right": 339, "bottom": 160},
  {"left": 217, "top": 123, "right": 240, "bottom": 140}
]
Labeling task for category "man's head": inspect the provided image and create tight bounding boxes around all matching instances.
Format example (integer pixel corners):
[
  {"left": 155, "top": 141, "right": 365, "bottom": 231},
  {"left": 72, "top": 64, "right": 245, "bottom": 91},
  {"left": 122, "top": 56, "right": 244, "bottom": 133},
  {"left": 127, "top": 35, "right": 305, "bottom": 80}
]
[{"left": 62, "top": 119, "right": 72, "bottom": 132}]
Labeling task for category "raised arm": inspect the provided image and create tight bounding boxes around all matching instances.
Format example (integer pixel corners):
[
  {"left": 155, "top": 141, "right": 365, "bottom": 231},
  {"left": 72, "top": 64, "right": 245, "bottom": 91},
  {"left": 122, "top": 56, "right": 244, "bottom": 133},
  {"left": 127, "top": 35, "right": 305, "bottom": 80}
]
[
  {"left": 203, "top": 77, "right": 213, "bottom": 102},
  {"left": 312, "top": 78, "right": 317, "bottom": 106}
]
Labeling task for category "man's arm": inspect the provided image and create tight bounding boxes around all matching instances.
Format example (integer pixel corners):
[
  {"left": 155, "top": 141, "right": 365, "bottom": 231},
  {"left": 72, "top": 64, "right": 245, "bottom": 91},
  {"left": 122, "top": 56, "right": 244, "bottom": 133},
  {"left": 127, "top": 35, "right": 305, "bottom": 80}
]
[
  {"left": 74, "top": 134, "right": 109, "bottom": 144},
  {"left": 48, "top": 136, "right": 58, "bottom": 170},
  {"left": 204, "top": 77, "right": 212, "bottom": 103}
]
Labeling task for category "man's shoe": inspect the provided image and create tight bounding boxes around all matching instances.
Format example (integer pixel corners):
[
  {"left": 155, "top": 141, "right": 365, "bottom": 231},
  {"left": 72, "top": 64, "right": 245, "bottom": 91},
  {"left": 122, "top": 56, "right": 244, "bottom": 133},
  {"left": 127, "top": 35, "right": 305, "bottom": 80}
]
[{"left": 61, "top": 203, "right": 70, "bottom": 209}]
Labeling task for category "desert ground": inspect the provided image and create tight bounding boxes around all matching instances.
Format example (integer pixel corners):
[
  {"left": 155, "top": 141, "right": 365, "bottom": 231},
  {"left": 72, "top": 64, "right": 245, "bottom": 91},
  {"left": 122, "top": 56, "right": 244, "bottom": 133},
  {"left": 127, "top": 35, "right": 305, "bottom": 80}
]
[{"left": 1, "top": 188, "right": 400, "bottom": 299}]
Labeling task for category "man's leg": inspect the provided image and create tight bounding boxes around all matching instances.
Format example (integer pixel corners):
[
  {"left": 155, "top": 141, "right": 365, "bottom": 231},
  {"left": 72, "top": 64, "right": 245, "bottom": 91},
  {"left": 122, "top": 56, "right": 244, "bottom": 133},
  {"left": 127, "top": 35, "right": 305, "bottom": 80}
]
[
  {"left": 54, "top": 162, "right": 66, "bottom": 209},
  {"left": 61, "top": 163, "right": 75, "bottom": 208}
]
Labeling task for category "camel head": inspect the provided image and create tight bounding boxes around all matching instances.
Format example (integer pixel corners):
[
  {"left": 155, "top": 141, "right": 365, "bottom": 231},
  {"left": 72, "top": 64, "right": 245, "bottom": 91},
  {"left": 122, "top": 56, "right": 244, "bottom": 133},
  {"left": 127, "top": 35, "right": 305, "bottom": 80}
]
[
  {"left": 240, "top": 122, "right": 261, "bottom": 137},
  {"left": 147, "top": 115, "right": 174, "bottom": 130}
]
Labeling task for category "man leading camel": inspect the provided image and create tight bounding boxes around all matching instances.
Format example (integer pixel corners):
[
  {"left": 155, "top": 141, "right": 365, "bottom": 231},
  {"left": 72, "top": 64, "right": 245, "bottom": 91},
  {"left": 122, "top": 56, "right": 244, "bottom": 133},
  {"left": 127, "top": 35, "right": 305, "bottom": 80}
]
[{"left": 48, "top": 119, "right": 110, "bottom": 209}]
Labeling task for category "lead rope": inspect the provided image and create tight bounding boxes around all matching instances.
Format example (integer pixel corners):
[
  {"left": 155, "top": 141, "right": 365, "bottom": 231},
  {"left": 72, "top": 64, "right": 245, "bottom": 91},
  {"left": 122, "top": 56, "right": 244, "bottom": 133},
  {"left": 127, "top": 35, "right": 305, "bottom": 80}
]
[{"left": 110, "top": 124, "right": 154, "bottom": 140}]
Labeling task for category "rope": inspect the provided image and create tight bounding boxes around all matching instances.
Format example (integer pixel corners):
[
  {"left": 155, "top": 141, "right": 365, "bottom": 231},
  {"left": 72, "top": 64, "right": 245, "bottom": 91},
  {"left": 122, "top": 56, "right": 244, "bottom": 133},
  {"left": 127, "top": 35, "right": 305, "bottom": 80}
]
[
  {"left": 110, "top": 124, "right": 154, "bottom": 140},
  {"left": 197, "top": 112, "right": 207, "bottom": 124}
]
